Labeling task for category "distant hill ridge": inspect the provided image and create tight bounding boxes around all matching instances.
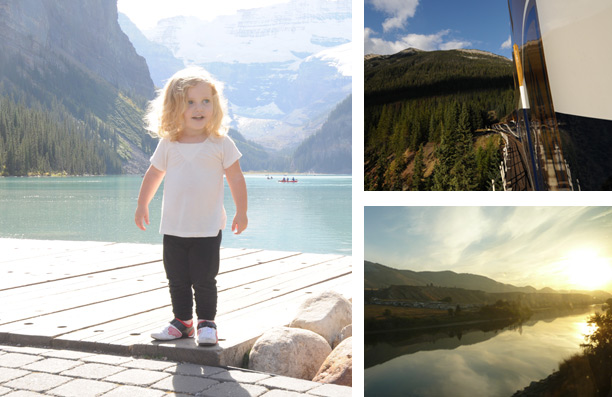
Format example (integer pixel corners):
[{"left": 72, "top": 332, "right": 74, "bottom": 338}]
[
  {"left": 365, "top": 261, "right": 539, "bottom": 294},
  {"left": 365, "top": 261, "right": 612, "bottom": 300}
]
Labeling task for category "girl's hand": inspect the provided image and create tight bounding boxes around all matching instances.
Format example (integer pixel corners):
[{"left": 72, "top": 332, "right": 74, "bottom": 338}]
[
  {"left": 232, "top": 212, "right": 248, "bottom": 235},
  {"left": 135, "top": 205, "right": 150, "bottom": 231}
]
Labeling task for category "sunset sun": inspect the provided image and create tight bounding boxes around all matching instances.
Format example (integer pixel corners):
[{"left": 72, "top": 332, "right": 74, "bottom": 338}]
[{"left": 563, "top": 249, "right": 612, "bottom": 291}]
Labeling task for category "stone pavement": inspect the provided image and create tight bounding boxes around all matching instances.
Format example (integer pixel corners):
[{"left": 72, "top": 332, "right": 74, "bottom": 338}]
[{"left": 0, "top": 344, "right": 352, "bottom": 397}]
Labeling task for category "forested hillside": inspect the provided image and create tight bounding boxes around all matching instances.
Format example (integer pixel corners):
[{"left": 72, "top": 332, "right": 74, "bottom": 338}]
[
  {"left": 364, "top": 48, "right": 515, "bottom": 190},
  {"left": 292, "top": 95, "right": 351, "bottom": 174},
  {"left": 0, "top": 0, "right": 155, "bottom": 176}
]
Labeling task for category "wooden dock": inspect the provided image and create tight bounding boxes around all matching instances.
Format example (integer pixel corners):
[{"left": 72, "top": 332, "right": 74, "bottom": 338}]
[{"left": 0, "top": 239, "right": 352, "bottom": 367}]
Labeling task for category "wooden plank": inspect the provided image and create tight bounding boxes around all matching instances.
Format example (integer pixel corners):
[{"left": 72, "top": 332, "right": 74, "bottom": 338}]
[
  {"left": 0, "top": 255, "right": 350, "bottom": 333},
  {"left": 54, "top": 275, "right": 352, "bottom": 367},
  {"left": 51, "top": 261, "right": 352, "bottom": 345},
  {"left": 1, "top": 257, "right": 350, "bottom": 337},
  {"left": 0, "top": 252, "right": 345, "bottom": 325},
  {"left": 0, "top": 239, "right": 110, "bottom": 263},
  {"left": 0, "top": 239, "right": 353, "bottom": 367},
  {"left": 57, "top": 274, "right": 352, "bottom": 347},
  {"left": 0, "top": 245, "right": 268, "bottom": 291}
]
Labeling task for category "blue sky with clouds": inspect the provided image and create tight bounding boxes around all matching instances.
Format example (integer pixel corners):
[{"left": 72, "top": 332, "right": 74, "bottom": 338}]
[
  {"left": 365, "top": 0, "right": 513, "bottom": 58},
  {"left": 365, "top": 207, "right": 612, "bottom": 291}
]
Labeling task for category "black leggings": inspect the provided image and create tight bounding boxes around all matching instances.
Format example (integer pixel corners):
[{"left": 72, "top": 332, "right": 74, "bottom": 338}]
[{"left": 162, "top": 232, "right": 222, "bottom": 321}]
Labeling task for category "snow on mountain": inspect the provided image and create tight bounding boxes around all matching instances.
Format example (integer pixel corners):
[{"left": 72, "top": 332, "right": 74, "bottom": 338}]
[
  {"left": 142, "top": 0, "right": 351, "bottom": 65},
  {"left": 119, "top": 0, "right": 351, "bottom": 150},
  {"left": 308, "top": 42, "right": 353, "bottom": 77}
]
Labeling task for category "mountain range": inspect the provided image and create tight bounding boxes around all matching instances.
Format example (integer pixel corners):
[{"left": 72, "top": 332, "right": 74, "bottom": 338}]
[
  {"left": 0, "top": 1, "right": 352, "bottom": 175},
  {"left": 365, "top": 261, "right": 539, "bottom": 293},
  {"left": 118, "top": 0, "right": 352, "bottom": 152},
  {"left": 365, "top": 261, "right": 612, "bottom": 300}
]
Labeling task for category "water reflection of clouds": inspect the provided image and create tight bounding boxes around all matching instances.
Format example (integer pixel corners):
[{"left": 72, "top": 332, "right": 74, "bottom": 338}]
[{"left": 365, "top": 311, "right": 596, "bottom": 396}]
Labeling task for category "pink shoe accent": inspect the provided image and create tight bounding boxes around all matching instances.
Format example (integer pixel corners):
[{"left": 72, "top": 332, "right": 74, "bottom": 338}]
[{"left": 168, "top": 326, "right": 182, "bottom": 338}]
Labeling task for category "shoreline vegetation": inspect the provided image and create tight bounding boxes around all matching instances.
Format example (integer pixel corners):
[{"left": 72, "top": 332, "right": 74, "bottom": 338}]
[
  {"left": 365, "top": 299, "right": 534, "bottom": 333},
  {"left": 364, "top": 284, "right": 605, "bottom": 334},
  {"left": 513, "top": 300, "right": 612, "bottom": 397}
]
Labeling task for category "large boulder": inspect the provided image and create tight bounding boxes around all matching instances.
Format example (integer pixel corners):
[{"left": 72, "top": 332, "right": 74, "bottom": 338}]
[
  {"left": 313, "top": 337, "right": 352, "bottom": 386},
  {"left": 248, "top": 327, "right": 331, "bottom": 380},
  {"left": 332, "top": 324, "right": 352, "bottom": 349},
  {"left": 289, "top": 291, "right": 351, "bottom": 346}
]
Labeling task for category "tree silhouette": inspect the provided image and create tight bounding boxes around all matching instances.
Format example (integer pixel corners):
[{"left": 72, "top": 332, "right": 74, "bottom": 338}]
[{"left": 582, "top": 299, "right": 612, "bottom": 355}]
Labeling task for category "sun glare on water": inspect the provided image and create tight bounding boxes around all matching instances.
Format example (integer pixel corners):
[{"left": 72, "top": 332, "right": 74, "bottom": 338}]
[{"left": 563, "top": 249, "right": 612, "bottom": 291}]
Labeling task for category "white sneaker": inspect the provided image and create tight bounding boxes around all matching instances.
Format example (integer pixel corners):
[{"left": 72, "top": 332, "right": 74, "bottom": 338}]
[
  {"left": 151, "top": 319, "right": 194, "bottom": 341},
  {"left": 197, "top": 320, "right": 218, "bottom": 346}
]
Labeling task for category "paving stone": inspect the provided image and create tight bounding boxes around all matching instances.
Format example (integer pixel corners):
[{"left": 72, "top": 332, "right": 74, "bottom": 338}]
[
  {"left": 164, "top": 362, "right": 225, "bottom": 377},
  {"left": 0, "top": 353, "right": 41, "bottom": 368},
  {"left": 259, "top": 390, "right": 305, "bottom": 397},
  {"left": 103, "top": 369, "right": 170, "bottom": 387},
  {"left": 0, "top": 346, "right": 50, "bottom": 355},
  {"left": 0, "top": 368, "right": 29, "bottom": 383},
  {"left": 210, "top": 369, "right": 271, "bottom": 384},
  {"left": 98, "top": 385, "right": 167, "bottom": 397},
  {"left": 4, "top": 372, "right": 71, "bottom": 392},
  {"left": 150, "top": 374, "right": 218, "bottom": 394},
  {"left": 307, "top": 384, "right": 352, "bottom": 397},
  {"left": 121, "top": 358, "right": 174, "bottom": 371},
  {"left": 2, "top": 390, "right": 45, "bottom": 397},
  {"left": 47, "top": 378, "right": 117, "bottom": 397},
  {"left": 41, "top": 349, "right": 94, "bottom": 360},
  {"left": 60, "top": 363, "right": 126, "bottom": 380},
  {"left": 21, "top": 358, "right": 81, "bottom": 374},
  {"left": 0, "top": 386, "right": 10, "bottom": 395},
  {"left": 197, "top": 381, "right": 269, "bottom": 397},
  {"left": 81, "top": 354, "right": 133, "bottom": 365},
  {"left": 257, "top": 376, "right": 320, "bottom": 393}
]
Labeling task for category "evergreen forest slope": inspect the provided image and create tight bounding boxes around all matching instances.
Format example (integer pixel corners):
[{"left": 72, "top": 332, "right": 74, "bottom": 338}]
[
  {"left": 292, "top": 95, "right": 352, "bottom": 174},
  {"left": 0, "top": 0, "right": 155, "bottom": 176},
  {"left": 364, "top": 48, "right": 515, "bottom": 190}
]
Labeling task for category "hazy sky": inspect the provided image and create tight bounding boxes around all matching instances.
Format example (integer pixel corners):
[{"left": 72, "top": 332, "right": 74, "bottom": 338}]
[
  {"left": 364, "top": 0, "right": 512, "bottom": 58},
  {"left": 365, "top": 207, "right": 612, "bottom": 292},
  {"left": 117, "top": 0, "right": 291, "bottom": 30}
]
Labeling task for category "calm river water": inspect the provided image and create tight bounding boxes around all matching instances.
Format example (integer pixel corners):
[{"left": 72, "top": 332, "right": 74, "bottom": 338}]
[
  {"left": 0, "top": 174, "right": 351, "bottom": 255},
  {"left": 365, "top": 306, "right": 599, "bottom": 397}
]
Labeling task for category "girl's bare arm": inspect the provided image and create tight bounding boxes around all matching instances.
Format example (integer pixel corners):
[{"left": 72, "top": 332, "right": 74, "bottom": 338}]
[
  {"left": 135, "top": 165, "right": 166, "bottom": 231},
  {"left": 225, "top": 160, "right": 248, "bottom": 234}
]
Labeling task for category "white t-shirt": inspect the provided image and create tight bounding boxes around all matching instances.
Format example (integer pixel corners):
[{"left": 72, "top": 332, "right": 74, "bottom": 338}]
[{"left": 150, "top": 135, "right": 242, "bottom": 238}]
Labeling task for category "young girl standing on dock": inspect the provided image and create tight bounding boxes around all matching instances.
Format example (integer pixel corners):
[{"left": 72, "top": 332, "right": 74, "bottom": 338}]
[{"left": 134, "top": 67, "right": 248, "bottom": 346}]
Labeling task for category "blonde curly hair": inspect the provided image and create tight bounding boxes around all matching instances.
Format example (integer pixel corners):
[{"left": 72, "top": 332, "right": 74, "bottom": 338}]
[{"left": 144, "top": 67, "right": 229, "bottom": 141}]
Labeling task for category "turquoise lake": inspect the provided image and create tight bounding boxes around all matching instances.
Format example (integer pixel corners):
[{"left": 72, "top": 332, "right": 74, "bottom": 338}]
[{"left": 0, "top": 175, "right": 352, "bottom": 255}]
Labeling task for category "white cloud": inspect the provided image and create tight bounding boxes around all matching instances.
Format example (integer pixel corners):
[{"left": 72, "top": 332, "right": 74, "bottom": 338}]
[
  {"left": 501, "top": 35, "right": 512, "bottom": 49},
  {"left": 364, "top": 28, "right": 471, "bottom": 55},
  {"left": 369, "top": 0, "right": 419, "bottom": 32},
  {"left": 440, "top": 40, "right": 472, "bottom": 50},
  {"left": 118, "top": 0, "right": 291, "bottom": 30}
]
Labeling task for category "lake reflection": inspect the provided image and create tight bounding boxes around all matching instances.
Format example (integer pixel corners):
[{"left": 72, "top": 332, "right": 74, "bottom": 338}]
[{"left": 365, "top": 307, "right": 598, "bottom": 397}]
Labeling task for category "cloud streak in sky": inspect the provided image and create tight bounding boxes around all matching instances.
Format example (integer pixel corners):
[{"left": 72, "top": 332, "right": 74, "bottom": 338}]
[{"left": 364, "top": 28, "right": 472, "bottom": 55}]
